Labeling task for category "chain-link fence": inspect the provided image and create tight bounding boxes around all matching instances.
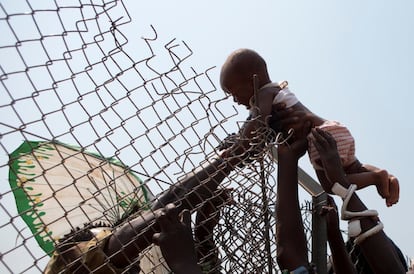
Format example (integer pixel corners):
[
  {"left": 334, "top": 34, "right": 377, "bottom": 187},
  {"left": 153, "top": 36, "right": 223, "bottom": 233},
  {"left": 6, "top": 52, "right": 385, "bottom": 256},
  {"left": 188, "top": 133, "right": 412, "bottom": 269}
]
[{"left": 0, "top": 1, "right": 326, "bottom": 273}]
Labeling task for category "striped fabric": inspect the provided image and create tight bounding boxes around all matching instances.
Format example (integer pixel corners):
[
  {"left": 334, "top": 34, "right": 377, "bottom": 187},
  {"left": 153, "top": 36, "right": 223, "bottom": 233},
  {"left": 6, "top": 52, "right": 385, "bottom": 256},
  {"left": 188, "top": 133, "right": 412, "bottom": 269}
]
[{"left": 307, "top": 121, "right": 357, "bottom": 170}]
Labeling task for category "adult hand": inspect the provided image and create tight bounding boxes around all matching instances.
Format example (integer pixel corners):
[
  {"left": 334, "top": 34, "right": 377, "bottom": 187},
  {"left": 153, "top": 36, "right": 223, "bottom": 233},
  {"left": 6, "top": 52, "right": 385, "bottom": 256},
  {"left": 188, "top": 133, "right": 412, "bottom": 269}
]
[
  {"left": 310, "top": 128, "right": 347, "bottom": 188},
  {"left": 270, "top": 103, "right": 312, "bottom": 143},
  {"left": 152, "top": 204, "right": 202, "bottom": 274},
  {"left": 320, "top": 195, "right": 340, "bottom": 236},
  {"left": 276, "top": 112, "right": 312, "bottom": 161}
]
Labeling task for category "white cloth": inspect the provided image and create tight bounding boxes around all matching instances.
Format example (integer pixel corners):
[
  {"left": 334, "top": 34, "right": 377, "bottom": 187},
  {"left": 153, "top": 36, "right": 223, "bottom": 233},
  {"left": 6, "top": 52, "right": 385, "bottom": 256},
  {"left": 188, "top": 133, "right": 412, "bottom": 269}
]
[{"left": 261, "top": 82, "right": 299, "bottom": 108}]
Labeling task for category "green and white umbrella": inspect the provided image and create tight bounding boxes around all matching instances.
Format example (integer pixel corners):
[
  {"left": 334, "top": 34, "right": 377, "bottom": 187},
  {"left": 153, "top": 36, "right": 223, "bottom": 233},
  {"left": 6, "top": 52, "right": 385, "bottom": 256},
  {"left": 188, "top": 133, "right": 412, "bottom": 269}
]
[{"left": 8, "top": 140, "right": 153, "bottom": 255}]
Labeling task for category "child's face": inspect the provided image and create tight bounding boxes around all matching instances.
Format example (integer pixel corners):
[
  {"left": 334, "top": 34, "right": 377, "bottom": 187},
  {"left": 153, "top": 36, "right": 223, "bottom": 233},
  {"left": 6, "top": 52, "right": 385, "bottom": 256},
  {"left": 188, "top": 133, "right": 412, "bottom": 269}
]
[{"left": 222, "top": 79, "right": 254, "bottom": 108}]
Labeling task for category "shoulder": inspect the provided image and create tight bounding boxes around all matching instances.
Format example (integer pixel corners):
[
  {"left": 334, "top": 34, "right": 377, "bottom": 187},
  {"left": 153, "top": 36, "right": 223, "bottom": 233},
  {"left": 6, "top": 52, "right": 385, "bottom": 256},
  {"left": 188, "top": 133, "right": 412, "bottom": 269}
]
[
  {"left": 260, "top": 82, "right": 283, "bottom": 92},
  {"left": 259, "top": 82, "right": 282, "bottom": 99}
]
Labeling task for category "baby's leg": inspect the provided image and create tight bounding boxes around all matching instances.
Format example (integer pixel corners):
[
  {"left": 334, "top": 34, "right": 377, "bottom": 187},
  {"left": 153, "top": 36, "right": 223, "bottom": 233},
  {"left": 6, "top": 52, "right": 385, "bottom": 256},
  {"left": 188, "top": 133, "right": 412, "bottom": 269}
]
[
  {"left": 345, "top": 167, "right": 390, "bottom": 199},
  {"left": 346, "top": 163, "right": 400, "bottom": 206}
]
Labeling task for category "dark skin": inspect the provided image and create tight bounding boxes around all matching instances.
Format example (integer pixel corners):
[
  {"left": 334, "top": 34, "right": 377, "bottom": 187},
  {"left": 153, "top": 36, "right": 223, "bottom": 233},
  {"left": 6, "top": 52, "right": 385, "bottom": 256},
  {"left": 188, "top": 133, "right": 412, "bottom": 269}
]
[
  {"left": 147, "top": 135, "right": 342, "bottom": 273},
  {"left": 152, "top": 204, "right": 203, "bottom": 274},
  {"left": 71, "top": 184, "right": 229, "bottom": 273},
  {"left": 152, "top": 190, "right": 232, "bottom": 274},
  {"left": 105, "top": 154, "right": 238, "bottom": 268},
  {"left": 148, "top": 112, "right": 348, "bottom": 273},
  {"left": 221, "top": 48, "right": 400, "bottom": 207},
  {"left": 321, "top": 196, "right": 357, "bottom": 274},
  {"left": 100, "top": 104, "right": 303, "bottom": 269},
  {"left": 220, "top": 48, "right": 271, "bottom": 108},
  {"left": 48, "top": 143, "right": 245, "bottom": 273},
  {"left": 275, "top": 122, "right": 310, "bottom": 270},
  {"left": 47, "top": 103, "right": 310, "bottom": 273},
  {"left": 275, "top": 111, "right": 405, "bottom": 273},
  {"left": 150, "top": 107, "right": 405, "bottom": 274},
  {"left": 145, "top": 105, "right": 302, "bottom": 273},
  {"left": 310, "top": 128, "right": 405, "bottom": 274},
  {"left": 220, "top": 48, "right": 324, "bottom": 143}
]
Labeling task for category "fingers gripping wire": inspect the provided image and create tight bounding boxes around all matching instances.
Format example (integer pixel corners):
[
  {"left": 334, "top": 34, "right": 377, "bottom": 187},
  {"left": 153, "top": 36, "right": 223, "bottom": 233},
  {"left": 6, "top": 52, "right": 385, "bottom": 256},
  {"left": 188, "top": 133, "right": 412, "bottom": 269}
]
[{"left": 331, "top": 183, "right": 384, "bottom": 244}]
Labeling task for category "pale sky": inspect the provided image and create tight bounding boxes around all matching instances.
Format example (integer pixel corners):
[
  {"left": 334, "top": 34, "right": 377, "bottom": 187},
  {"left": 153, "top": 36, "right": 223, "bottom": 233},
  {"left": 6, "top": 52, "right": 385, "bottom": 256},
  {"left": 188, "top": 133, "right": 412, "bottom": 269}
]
[{"left": 1, "top": 0, "right": 413, "bottom": 272}]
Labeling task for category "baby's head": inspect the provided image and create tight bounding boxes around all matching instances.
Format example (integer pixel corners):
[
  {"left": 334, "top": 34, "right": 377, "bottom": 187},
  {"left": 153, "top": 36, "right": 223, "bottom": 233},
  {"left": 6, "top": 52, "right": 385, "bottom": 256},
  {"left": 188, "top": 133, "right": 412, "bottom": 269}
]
[{"left": 220, "top": 48, "right": 270, "bottom": 108}]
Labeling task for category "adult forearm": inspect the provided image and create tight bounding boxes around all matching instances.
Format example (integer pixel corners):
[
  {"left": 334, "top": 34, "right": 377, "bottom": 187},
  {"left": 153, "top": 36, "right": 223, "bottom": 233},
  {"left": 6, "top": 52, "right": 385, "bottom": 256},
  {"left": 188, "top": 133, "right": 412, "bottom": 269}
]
[
  {"left": 105, "top": 210, "right": 160, "bottom": 267},
  {"left": 327, "top": 230, "right": 356, "bottom": 274},
  {"left": 151, "top": 157, "right": 231, "bottom": 211},
  {"left": 358, "top": 230, "right": 405, "bottom": 274},
  {"left": 275, "top": 153, "right": 308, "bottom": 269},
  {"left": 276, "top": 154, "right": 304, "bottom": 231},
  {"left": 332, "top": 179, "right": 405, "bottom": 273}
]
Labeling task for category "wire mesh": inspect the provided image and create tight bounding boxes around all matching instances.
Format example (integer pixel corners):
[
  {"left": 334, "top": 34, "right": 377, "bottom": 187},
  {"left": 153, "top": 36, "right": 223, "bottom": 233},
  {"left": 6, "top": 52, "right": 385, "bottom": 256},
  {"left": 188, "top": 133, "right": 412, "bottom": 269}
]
[{"left": 1, "top": 1, "right": 317, "bottom": 273}]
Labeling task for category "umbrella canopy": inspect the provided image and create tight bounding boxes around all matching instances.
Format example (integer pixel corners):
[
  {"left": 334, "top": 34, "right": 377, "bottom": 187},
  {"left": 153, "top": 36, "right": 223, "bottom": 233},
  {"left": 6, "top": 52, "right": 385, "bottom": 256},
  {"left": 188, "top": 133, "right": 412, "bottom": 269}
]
[{"left": 8, "top": 140, "right": 153, "bottom": 255}]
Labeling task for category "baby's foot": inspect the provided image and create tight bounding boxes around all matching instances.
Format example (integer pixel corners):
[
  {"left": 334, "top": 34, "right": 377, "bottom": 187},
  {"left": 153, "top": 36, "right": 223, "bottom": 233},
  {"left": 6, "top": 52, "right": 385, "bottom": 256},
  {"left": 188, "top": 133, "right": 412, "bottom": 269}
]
[
  {"left": 375, "top": 169, "right": 390, "bottom": 199},
  {"left": 386, "top": 175, "right": 399, "bottom": 207}
]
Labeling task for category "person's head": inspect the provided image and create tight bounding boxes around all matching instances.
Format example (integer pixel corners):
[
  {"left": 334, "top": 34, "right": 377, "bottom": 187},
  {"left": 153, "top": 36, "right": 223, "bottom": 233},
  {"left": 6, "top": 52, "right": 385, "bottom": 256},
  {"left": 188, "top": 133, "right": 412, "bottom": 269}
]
[
  {"left": 56, "top": 222, "right": 110, "bottom": 252},
  {"left": 220, "top": 49, "right": 271, "bottom": 108}
]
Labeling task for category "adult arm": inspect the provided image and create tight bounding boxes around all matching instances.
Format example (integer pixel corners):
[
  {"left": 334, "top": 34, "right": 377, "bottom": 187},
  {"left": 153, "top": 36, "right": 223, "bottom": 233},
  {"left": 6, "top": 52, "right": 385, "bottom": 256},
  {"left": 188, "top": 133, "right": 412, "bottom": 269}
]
[
  {"left": 322, "top": 196, "right": 357, "bottom": 274},
  {"left": 275, "top": 120, "right": 311, "bottom": 270},
  {"left": 151, "top": 156, "right": 233, "bottom": 211},
  {"left": 105, "top": 103, "right": 312, "bottom": 269},
  {"left": 310, "top": 128, "right": 405, "bottom": 274},
  {"left": 105, "top": 154, "right": 236, "bottom": 267}
]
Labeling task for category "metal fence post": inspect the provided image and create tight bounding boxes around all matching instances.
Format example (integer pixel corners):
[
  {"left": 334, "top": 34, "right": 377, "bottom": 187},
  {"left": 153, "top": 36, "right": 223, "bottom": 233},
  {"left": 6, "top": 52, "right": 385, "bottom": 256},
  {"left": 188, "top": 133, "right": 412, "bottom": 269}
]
[{"left": 312, "top": 192, "right": 328, "bottom": 274}]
